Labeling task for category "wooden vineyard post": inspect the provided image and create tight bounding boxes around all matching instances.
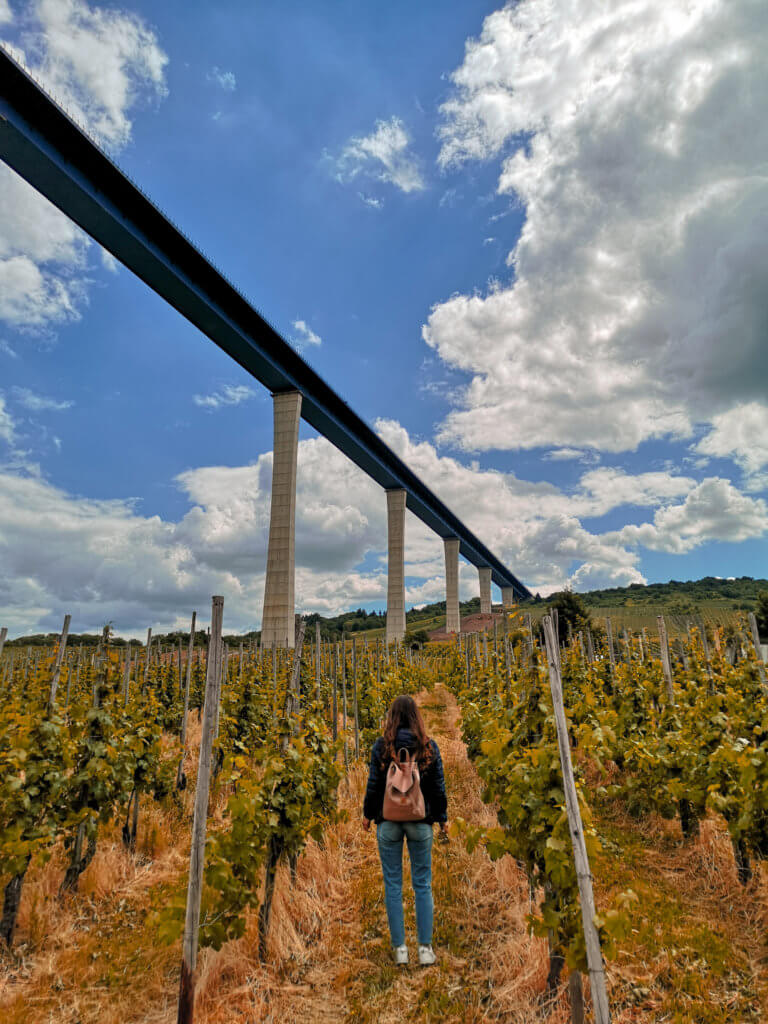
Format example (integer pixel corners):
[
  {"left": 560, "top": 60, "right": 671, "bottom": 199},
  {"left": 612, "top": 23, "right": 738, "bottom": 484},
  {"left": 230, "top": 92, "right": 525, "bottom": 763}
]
[
  {"left": 341, "top": 640, "right": 348, "bottom": 768},
  {"left": 696, "top": 617, "right": 714, "bottom": 691},
  {"left": 585, "top": 629, "right": 595, "bottom": 665},
  {"left": 525, "top": 613, "right": 534, "bottom": 651},
  {"left": 274, "top": 643, "right": 280, "bottom": 724},
  {"left": 47, "top": 614, "right": 71, "bottom": 713},
  {"left": 315, "top": 620, "right": 321, "bottom": 699},
  {"left": 0, "top": 627, "right": 7, "bottom": 662},
  {"left": 352, "top": 636, "right": 359, "bottom": 759},
  {"left": 542, "top": 616, "right": 612, "bottom": 1024},
  {"left": 284, "top": 617, "right": 305, "bottom": 723},
  {"left": 67, "top": 644, "right": 81, "bottom": 705},
  {"left": 123, "top": 644, "right": 132, "bottom": 705},
  {"left": 657, "top": 616, "right": 674, "bottom": 703},
  {"left": 177, "top": 596, "right": 224, "bottom": 1024},
  {"left": 465, "top": 642, "right": 471, "bottom": 687},
  {"left": 747, "top": 613, "right": 767, "bottom": 689},
  {"left": 142, "top": 628, "right": 152, "bottom": 693},
  {"left": 177, "top": 611, "right": 197, "bottom": 789},
  {"left": 605, "top": 618, "right": 616, "bottom": 679},
  {"left": 677, "top": 637, "right": 689, "bottom": 673},
  {"left": 332, "top": 643, "right": 338, "bottom": 744}
]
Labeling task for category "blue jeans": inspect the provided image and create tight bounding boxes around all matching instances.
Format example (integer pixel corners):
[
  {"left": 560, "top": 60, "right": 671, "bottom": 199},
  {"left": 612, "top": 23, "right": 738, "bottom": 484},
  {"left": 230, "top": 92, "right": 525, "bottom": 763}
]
[{"left": 376, "top": 821, "right": 433, "bottom": 947}]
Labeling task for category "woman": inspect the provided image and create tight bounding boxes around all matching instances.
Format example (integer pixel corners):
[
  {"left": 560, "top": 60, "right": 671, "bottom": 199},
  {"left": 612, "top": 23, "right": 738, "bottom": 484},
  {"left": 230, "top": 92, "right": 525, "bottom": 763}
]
[{"left": 362, "top": 695, "right": 448, "bottom": 966}]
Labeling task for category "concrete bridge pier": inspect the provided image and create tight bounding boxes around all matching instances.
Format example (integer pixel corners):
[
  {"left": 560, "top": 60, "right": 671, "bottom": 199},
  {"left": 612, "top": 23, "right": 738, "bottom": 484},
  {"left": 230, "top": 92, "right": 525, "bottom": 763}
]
[
  {"left": 479, "top": 566, "right": 492, "bottom": 616},
  {"left": 444, "top": 538, "right": 461, "bottom": 634},
  {"left": 260, "top": 390, "right": 302, "bottom": 648},
  {"left": 386, "top": 489, "right": 407, "bottom": 646},
  {"left": 502, "top": 586, "right": 516, "bottom": 610}
]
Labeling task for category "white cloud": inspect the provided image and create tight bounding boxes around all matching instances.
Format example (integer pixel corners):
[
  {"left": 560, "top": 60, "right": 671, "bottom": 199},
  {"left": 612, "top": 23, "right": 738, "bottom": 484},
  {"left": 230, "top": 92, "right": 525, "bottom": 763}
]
[
  {"left": 334, "top": 117, "right": 425, "bottom": 194},
  {"left": 612, "top": 478, "right": 768, "bottom": 554},
  {"left": 101, "top": 249, "right": 119, "bottom": 273},
  {"left": 425, "top": 1, "right": 768, "bottom": 455},
  {"left": 0, "top": 0, "right": 168, "bottom": 332},
  {"left": 192, "top": 384, "right": 256, "bottom": 410},
  {"left": 373, "top": 418, "right": 644, "bottom": 591},
  {"left": 2, "top": 421, "right": 766, "bottom": 635},
  {"left": 358, "top": 193, "right": 383, "bottom": 209},
  {"left": 544, "top": 448, "right": 597, "bottom": 463},
  {"left": 12, "top": 387, "right": 74, "bottom": 412},
  {"left": 0, "top": 0, "right": 13, "bottom": 25},
  {"left": 207, "top": 65, "right": 236, "bottom": 91},
  {"left": 0, "top": 340, "right": 18, "bottom": 359},
  {"left": 22, "top": 0, "right": 168, "bottom": 148},
  {"left": 0, "top": 166, "right": 91, "bottom": 327},
  {"left": 292, "top": 319, "right": 322, "bottom": 348},
  {"left": 0, "top": 251, "right": 88, "bottom": 328},
  {"left": 695, "top": 402, "right": 768, "bottom": 481},
  {"left": 573, "top": 467, "right": 696, "bottom": 518},
  {"left": 0, "top": 397, "right": 16, "bottom": 444}
]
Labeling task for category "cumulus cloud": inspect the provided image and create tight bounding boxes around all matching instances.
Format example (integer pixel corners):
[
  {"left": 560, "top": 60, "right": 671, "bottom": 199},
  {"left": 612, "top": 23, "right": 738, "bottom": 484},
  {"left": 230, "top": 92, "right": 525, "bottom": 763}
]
[
  {"left": 0, "top": 251, "right": 87, "bottom": 327},
  {"left": 0, "top": 397, "right": 16, "bottom": 444},
  {"left": 292, "top": 319, "right": 322, "bottom": 348},
  {"left": 19, "top": 0, "right": 168, "bottom": 148},
  {"left": 12, "top": 387, "right": 74, "bottom": 412},
  {"left": 0, "top": 0, "right": 168, "bottom": 331},
  {"left": 1, "top": 420, "right": 765, "bottom": 636},
  {"left": 544, "top": 448, "right": 598, "bottom": 463},
  {"left": 192, "top": 384, "right": 256, "bottom": 410},
  {"left": 334, "top": 117, "right": 425, "bottom": 194},
  {"left": 426, "top": 0, "right": 768, "bottom": 456},
  {"left": 207, "top": 65, "right": 236, "bottom": 91},
  {"left": 612, "top": 478, "right": 768, "bottom": 554},
  {"left": 573, "top": 467, "right": 696, "bottom": 518},
  {"left": 695, "top": 402, "right": 768, "bottom": 481}
]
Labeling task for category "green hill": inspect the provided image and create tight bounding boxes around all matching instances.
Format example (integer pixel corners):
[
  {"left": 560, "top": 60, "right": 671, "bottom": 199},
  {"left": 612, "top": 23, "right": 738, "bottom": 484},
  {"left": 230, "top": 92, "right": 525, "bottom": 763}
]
[{"left": 4, "top": 577, "right": 766, "bottom": 647}]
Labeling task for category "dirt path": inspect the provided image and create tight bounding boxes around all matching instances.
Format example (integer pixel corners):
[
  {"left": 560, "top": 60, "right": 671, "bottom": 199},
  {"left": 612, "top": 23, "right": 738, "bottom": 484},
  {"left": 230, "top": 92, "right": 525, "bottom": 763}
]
[{"left": 254, "top": 684, "right": 551, "bottom": 1024}]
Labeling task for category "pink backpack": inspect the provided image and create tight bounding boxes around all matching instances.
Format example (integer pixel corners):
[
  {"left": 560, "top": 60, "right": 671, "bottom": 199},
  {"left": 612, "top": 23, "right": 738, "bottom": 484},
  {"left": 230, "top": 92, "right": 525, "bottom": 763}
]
[{"left": 382, "top": 748, "right": 426, "bottom": 822}]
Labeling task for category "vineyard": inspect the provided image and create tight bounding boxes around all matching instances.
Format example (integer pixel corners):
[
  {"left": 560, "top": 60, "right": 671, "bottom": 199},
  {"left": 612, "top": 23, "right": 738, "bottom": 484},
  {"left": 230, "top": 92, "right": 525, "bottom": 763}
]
[{"left": 1, "top": 605, "right": 767, "bottom": 1023}]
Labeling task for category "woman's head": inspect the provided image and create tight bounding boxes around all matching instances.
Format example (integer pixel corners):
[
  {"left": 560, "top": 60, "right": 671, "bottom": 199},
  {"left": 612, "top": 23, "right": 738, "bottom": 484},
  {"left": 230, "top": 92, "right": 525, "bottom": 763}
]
[{"left": 382, "top": 695, "right": 432, "bottom": 765}]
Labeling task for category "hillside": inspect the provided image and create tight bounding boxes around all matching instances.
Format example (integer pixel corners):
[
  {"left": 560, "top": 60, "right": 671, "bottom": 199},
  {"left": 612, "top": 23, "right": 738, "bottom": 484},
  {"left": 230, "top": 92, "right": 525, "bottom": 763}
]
[{"left": 5, "top": 577, "right": 766, "bottom": 648}]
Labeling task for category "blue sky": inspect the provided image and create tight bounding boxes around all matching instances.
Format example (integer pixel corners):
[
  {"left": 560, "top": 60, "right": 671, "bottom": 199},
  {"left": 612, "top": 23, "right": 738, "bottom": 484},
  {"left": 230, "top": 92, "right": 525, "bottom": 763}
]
[{"left": 1, "top": 0, "right": 767, "bottom": 637}]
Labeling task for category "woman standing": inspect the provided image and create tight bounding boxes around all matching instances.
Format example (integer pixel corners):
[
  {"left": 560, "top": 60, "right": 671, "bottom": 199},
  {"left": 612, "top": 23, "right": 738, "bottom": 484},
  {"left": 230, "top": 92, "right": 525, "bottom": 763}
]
[{"left": 362, "top": 695, "right": 448, "bottom": 966}]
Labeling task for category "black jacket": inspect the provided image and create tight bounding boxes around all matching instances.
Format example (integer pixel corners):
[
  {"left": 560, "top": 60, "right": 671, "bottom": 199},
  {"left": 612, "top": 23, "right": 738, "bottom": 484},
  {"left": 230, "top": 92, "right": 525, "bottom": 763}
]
[{"left": 363, "top": 727, "right": 448, "bottom": 825}]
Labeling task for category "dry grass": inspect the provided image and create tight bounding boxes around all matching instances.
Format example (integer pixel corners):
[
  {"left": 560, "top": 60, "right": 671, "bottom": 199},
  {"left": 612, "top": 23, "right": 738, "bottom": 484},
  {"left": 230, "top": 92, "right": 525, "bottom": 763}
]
[
  {"left": 594, "top": 799, "right": 768, "bottom": 1021},
  {"left": 2, "top": 691, "right": 766, "bottom": 1023}
]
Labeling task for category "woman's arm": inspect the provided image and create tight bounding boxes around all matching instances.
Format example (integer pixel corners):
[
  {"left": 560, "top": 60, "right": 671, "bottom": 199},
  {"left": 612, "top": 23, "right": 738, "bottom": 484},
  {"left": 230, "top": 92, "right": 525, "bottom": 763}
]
[
  {"left": 362, "top": 738, "right": 386, "bottom": 824},
  {"left": 429, "top": 741, "right": 448, "bottom": 825}
]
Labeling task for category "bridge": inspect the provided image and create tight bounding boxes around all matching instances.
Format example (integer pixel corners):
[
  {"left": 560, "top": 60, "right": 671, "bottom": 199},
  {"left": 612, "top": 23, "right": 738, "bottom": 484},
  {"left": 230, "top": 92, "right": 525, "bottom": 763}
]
[{"left": 0, "top": 48, "right": 531, "bottom": 645}]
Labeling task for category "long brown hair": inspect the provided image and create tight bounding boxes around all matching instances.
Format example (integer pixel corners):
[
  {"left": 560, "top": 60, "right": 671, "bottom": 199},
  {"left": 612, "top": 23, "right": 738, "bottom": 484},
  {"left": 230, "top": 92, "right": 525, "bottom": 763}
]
[{"left": 381, "top": 695, "right": 433, "bottom": 767}]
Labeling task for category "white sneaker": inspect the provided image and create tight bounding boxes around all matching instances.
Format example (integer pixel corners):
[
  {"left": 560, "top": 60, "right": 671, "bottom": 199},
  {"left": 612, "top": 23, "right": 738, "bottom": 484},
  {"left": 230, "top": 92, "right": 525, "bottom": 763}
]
[
  {"left": 418, "top": 945, "right": 436, "bottom": 966},
  {"left": 393, "top": 944, "right": 409, "bottom": 965}
]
